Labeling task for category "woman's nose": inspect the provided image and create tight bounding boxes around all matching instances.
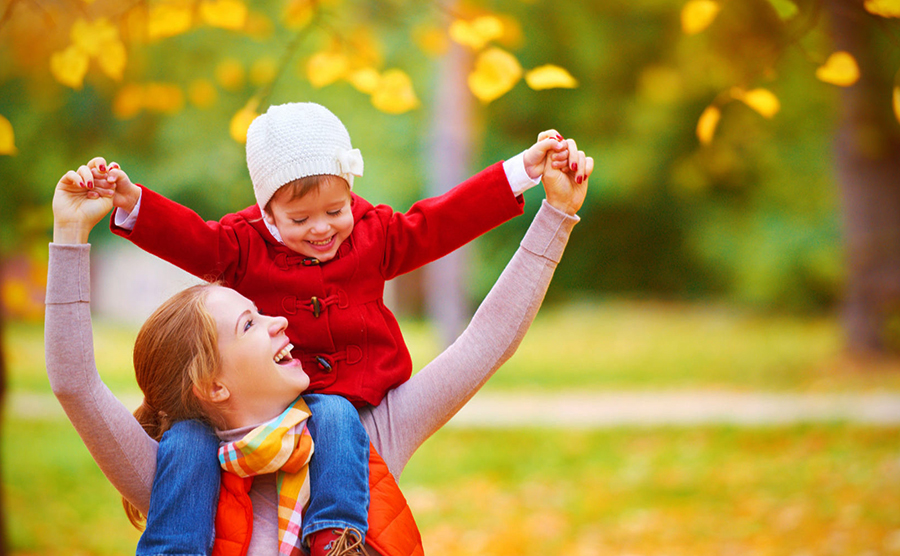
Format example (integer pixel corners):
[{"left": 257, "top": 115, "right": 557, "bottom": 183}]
[{"left": 268, "top": 315, "right": 289, "bottom": 334}]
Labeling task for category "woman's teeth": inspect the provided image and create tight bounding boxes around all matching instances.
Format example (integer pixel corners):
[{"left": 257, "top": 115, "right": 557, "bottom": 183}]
[{"left": 274, "top": 344, "right": 294, "bottom": 363}]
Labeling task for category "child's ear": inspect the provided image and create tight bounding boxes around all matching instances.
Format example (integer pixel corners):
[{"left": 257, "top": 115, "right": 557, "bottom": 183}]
[
  {"left": 193, "top": 380, "right": 230, "bottom": 403},
  {"left": 263, "top": 211, "right": 275, "bottom": 225}
]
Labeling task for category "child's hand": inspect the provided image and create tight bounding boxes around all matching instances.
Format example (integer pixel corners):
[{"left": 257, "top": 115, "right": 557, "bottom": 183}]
[
  {"left": 87, "top": 157, "right": 141, "bottom": 213},
  {"left": 52, "top": 164, "right": 115, "bottom": 243},
  {"left": 523, "top": 130, "right": 569, "bottom": 181},
  {"left": 542, "top": 136, "right": 593, "bottom": 215}
]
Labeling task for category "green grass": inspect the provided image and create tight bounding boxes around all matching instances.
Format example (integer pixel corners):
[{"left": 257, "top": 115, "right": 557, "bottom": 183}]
[
  {"left": 9, "top": 300, "right": 900, "bottom": 396},
  {"left": 7, "top": 300, "right": 900, "bottom": 555},
  {"left": 5, "top": 417, "right": 899, "bottom": 556}
]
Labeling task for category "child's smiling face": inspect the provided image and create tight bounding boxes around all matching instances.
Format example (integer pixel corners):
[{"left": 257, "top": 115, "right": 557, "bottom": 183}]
[{"left": 265, "top": 175, "right": 354, "bottom": 262}]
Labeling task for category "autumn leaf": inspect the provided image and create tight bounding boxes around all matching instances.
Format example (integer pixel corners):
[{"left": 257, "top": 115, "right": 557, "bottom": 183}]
[
  {"left": 413, "top": 23, "right": 449, "bottom": 57},
  {"left": 216, "top": 58, "right": 245, "bottom": 91},
  {"left": 731, "top": 87, "right": 780, "bottom": 118},
  {"left": 188, "top": 79, "right": 218, "bottom": 108},
  {"left": 765, "top": 0, "right": 799, "bottom": 19},
  {"left": 864, "top": 0, "right": 900, "bottom": 17},
  {"left": 348, "top": 68, "right": 381, "bottom": 94},
  {"left": 468, "top": 47, "right": 522, "bottom": 103},
  {"left": 816, "top": 51, "right": 860, "bottom": 86},
  {"left": 249, "top": 57, "right": 278, "bottom": 86},
  {"left": 142, "top": 83, "right": 184, "bottom": 113},
  {"left": 50, "top": 45, "right": 90, "bottom": 89},
  {"left": 370, "top": 69, "right": 419, "bottom": 114},
  {"left": 450, "top": 15, "right": 504, "bottom": 50},
  {"left": 681, "top": 0, "right": 721, "bottom": 35},
  {"left": 230, "top": 99, "right": 260, "bottom": 143},
  {"left": 283, "top": 0, "right": 315, "bottom": 29},
  {"left": 147, "top": 3, "right": 193, "bottom": 40},
  {"left": 70, "top": 17, "right": 119, "bottom": 57},
  {"left": 200, "top": 0, "right": 247, "bottom": 30},
  {"left": 113, "top": 84, "right": 145, "bottom": 119},
  {"left": 0, "top": 114, "right": 17, "bottom": 156},
  {"left": 893, "top": 85, "right": 900, "bottom": 125},
  {"left": 697, "top": 105, "right": 721, "bottom": 145},
  {"left": 306, "top": 51, "right": 349, "bottom": 88},
  {"left": 525, "top": 65, "right": 578, "bottom": 90},
  {"left": 97, "top": 39, "right": 127, "bottom": 81}
]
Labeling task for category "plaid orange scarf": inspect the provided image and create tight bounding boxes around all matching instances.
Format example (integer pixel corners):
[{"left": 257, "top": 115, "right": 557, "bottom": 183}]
[{"left": 218, "top": 396, "right": 314, "bottom": 556}]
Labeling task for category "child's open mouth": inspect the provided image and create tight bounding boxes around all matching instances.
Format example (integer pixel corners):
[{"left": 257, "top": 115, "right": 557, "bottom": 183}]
[{"left": 305, "top": 236, "right": 335, "bottom": 249}]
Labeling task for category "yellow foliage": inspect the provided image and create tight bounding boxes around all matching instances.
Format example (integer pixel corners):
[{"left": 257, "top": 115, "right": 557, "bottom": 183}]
[
  {"left": 413, "top": 24, "right": 449, "bottom": 57},
  {"left": 216, "top": 58, "right": 246, "bottom": 91},
  {"left": 0, "top": 114, "right": 17, "bottom": 156},
  {"left": 70, "top": 17, "right": 118, "bottom": 57},
  {"left": 250, "top": 57, "right": 278, "bottom": 86},
  {"left": 816, "top": 51, "right": 860, "bottom": 87},
  {"left": 681, "top": 0, "right": 721, "bottom": 35},
  {"left": 864, "top": 0, "right": 900, "bottom": 17},
  {"left": 370, "top": 69, "right": 419, "bottom": 114},
  {"left": 348, "top": 68, "right": 381, "bottom": 94},
  {"left": 188, "top": 79, "right": 218, "bottom": 108},
  {"left": 696, "top": 105, "right": 721, "bottom": 145},
  {"left": 200, "top": 0, "right": 248, "bottom": 30},
  {"left": 113, "top": 84, "right": 145, "bottom": 119},
  {"left": 147, "top": 3, "right": 193, "bottom": 40},
  {"left": 143, "top": 83, "right": 184, "bottom": 113},
  {"left": 893, "top": 86, "right": 900, "bottom": 125},
  {"left": 525, "top": 65, "right": 578, "bottom": 90},
  {"left": 244, "top": 11, "right": 274, "bottom": 39},
  {"left": 283, "top": 0, "right": 316, "bottom": 29},
  {"left": 230, "top": 99, "right": 260, "bottom": 143},
  {"left": 306, "top": 51, "right": 349, "bottom": 88},
  {"left": 638, "top": 65, "right": 684, "bottom": 104},
  {"left": 450, "top": 15, "right": 504, "bottom": 50},
  {"left": 50, "top": 45, "right": 90, "bottom": 90},
  {"left": 97, "top": 39, "right": 127, "bottom": 81},
  {"left": 731, "top": 87, "right": 780, "bottom": 118},
  {"left": 468, "top": 47, "right": 522, "bottom": 103},
  {"left": 346, "top": 28, "right": 384, "bottom": 70}
]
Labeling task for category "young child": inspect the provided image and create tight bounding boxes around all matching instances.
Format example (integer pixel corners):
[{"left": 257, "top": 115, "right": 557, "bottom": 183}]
[{"left": 90, "top": 102, "right": 580, "bottom": 556}]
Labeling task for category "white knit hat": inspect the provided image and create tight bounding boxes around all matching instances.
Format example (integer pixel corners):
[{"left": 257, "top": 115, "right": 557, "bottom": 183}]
[{"left": 246, "top": 102, "right": 364, "bottom": 212}]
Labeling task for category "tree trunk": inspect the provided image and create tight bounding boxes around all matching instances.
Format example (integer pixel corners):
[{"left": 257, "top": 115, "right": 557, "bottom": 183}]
[
  {"left": 424, "top": 39, "right": 476, "bottom": 347},
  {"left": 827, "top": 0, "right": 900, "bottom": 355}
]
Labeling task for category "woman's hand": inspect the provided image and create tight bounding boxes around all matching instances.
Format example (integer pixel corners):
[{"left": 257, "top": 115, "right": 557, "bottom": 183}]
[
  {"left": 52, "top": 164, "right": 115, "bottom": 244},
  {"left": 541, "top": 132, "right": 593, "bottom": 215}
]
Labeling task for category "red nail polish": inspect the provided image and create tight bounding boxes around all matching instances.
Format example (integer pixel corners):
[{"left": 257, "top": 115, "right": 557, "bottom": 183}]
[
  {"left": 99, "top": 164, "right": 106, "bottom": 173},
  {"left": 79, "top": 181, "right": 85, "bottom": 188},
  {"left": 571, "top": 163, "right": 577, "bottom": 172},
  {"left": 556, "top": 134, "right": 564, "bottom": 141},
  {"left": 88, "top": 181, "right": 94, "bottom": 189},
  {"left": 576, "top": 175, "right": 583, "bottom": 184}
]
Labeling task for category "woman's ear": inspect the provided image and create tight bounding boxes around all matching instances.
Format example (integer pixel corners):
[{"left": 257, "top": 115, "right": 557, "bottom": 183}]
[{"left": 192, "top": 380, "right": 230, "bottom": 403}]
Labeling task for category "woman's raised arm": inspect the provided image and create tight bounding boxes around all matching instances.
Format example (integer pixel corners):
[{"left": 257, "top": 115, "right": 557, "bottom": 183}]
[{"left": 45, "top": 164, "right": 158, "bottom": 514}]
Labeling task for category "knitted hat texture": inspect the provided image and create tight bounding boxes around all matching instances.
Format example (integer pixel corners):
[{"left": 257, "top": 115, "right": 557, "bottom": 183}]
[{"left": 246, "top": 102, "right": 364, "bottom": 212}]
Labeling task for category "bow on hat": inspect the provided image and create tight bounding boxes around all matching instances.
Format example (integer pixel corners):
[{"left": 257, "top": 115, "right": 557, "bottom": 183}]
[{"left": 336, "top": 148, "right": 364, "bottom": 177}]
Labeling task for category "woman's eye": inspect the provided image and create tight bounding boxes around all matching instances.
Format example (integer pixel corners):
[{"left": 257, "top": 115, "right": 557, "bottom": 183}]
[{"left": 243, "top": 319, "right": 254, "bottom": 332}]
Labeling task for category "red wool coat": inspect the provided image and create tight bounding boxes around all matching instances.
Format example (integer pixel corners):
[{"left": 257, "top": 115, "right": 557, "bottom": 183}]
[{"left": 111, "top": 162, "right": 524, "bottom": 406}]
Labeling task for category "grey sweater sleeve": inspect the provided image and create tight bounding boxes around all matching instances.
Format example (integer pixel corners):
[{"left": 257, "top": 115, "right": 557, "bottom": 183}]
[
  {"left": 359, "top": 200, "right": 579, "bottom": 479},
  {"left": 44, "top": 243, "right": 157, "bottom": 515}
]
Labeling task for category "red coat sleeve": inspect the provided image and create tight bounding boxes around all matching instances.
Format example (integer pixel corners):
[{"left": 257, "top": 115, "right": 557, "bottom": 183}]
[
  {"left": 109, "top": 185, "right": 248, "bottom": 285},
  {"left": 378, "top": 161, "right": 524, "bottom": 279}
]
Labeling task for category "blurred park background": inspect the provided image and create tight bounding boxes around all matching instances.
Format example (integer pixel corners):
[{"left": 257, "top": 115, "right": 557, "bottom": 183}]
[{"left": 2, "top": 0, "right": 900, "bottom": 554}]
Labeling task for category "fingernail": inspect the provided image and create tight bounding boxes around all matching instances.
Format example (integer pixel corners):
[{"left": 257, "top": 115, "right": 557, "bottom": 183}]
[
  {"left": 576, "top": 175, "right": 583, "bottom": 184},
  {"left": 571, "top": 163, "right": 578, "bottom": 172},
  {"left": 79, "top": 181, "right": 85, "bottom": 188},
  {"left": 556, "top": 134, "right": 564, "bottom": 141},
  {"left": 88, "top": 181, "right": 94, "bottom": 189},
  {"left": 99, "top": 164, "right": 106, "bottom": 173}
]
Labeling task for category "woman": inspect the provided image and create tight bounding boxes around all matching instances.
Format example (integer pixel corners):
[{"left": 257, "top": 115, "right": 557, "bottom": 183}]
[{"left": 45, "top": 143, "right": 591, "bottom": 556}]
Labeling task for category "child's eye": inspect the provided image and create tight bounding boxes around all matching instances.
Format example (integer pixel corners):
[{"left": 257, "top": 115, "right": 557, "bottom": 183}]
[
  {"left": 327, "top": 209, "right": 343, "bottom": 216},
  {"left": 292, "top": 218, "right": 308, "bottom": 224}
]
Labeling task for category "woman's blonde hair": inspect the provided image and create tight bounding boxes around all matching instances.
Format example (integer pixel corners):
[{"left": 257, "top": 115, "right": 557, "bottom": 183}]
[{"left": 123, "top": 282, "right": 222, "bottom": 529}]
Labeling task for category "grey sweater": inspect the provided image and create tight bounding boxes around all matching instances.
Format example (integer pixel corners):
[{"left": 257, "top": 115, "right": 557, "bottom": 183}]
[{"left": 45, "top": 200, "right": 578, "bottom": 554}]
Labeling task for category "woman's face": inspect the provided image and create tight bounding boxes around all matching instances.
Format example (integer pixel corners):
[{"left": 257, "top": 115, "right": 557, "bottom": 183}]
[{"left": 205, "top": 286, "right": 309, "bottom": 423}]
